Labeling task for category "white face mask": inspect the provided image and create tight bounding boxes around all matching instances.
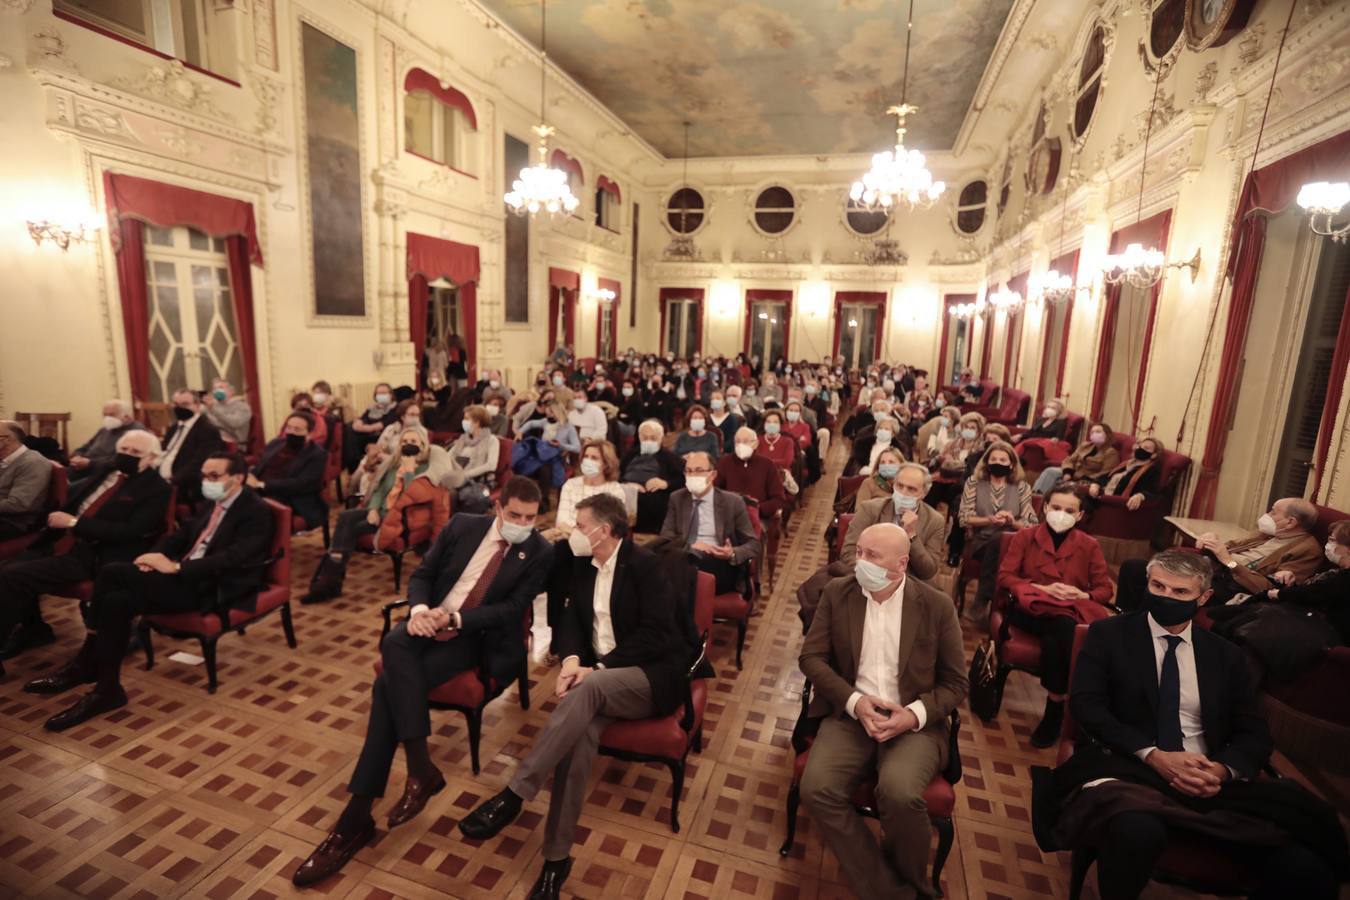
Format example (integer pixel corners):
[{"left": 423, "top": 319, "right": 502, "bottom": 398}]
[
  {"left": 552, "top": 376, "right": 564, "bottom": 386},
  {"left": 893, "top": 492, "right": 918, "bottom": 511},
  {"left": 1042, "top": 407, "right": 1057, "bottom": 419},
  {"left": 786, "top": 410, "right": 800, "bottom": 423},
  {"left": 1257, "top": 513, "right": 1279, "bottom": 536},
  {"left": 622, "top": 387, "right": 634, "bottom": 397},
  {"left": 312, "top": 392, "right": 329, "bottom": 406},
  {"left": 764, "top": 422, "right": 781, "bottom": 435},
  {"left": 568, "top": 525, "right": 598, "bottom": 557},
  {"left": 500, "top": 518, "right": 534, "bottom": 544},
  {"left": 572, "top": 398, "right": 587, "bottom": 410},
  {"left": 855, "top": 558, "right": 895, "bottom": 593},
  {"left": 486, "top": 406, "right": 500, "bottom": 418},
  {"left": 875, "top": 429, "right": 892, "bottom": 445},
  {"left": 685, "top": 475, "right": 709, "bottom": 495},
  {"left": 461, "top": 418, "right": 475, "bottom": 434},
  {"left": 1045, "top": 509, "right": 1077, "bottom": 534},
  {"left": 961, "top": 428, "right": 978, "bottom": 441},
  {"left": 580, "top": 458, "right": 602, "bottom": 477},
  {"left": 734, "top": 442, "right": 754, "bottom": 460},
  {"left": 640, "top": 440, "right": 659, "bottom": 455},
  {"left": 688, "top": 418, "right": 706, "bottom": 433},
  {"left": 489, "top": 380, "right": 500, "bottom": 389},
  {"left": 102, "top": 415, "right": 123, "bottom": 431},
  {"left": 1089, "top": 431, "right": 1107, "bottom": 445},
  {"left": 1327, "top": 541, "right": 1344, "bottom": 566},
  {"left": 710, "top": 399, "right": 724, "bottom": 411}
]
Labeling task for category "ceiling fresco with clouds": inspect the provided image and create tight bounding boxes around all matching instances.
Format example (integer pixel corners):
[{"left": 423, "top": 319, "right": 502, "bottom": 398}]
[{"left": 479, "top": 0, "right": 1015, "bottom": 158}]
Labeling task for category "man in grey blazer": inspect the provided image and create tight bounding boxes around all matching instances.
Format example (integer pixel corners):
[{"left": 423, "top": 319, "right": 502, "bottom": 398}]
[
  {"left": 842, "top": 462, "right": 945, "bottom": 579},
  {"left": 0, "top": 421, "right": 53, "bottom": 540},
  {"left": 660, "top": 451, "right": 761, "bottom": 592}
]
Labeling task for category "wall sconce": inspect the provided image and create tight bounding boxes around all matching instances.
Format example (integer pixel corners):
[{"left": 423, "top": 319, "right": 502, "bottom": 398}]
[
  {"left": 1297, "top": 181, "right": 1350, "bottom": 242},
  {"left": 1167, "top": 247, "right": 1202, "bottom": 283},
  {"left": 585, "top": 287, "right": 616, "bottom": 307},
  {"left": 27, "top": 216, "right": 103, "bottom": 251}
]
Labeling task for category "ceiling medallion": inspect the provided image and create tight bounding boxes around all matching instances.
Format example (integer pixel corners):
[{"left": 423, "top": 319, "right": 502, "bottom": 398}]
[
  {"left": 848, "top": 0, "right": 944, "bottom": 214},
  {"left": 504, "top": 0, "right": 579, "bottom": 219}
]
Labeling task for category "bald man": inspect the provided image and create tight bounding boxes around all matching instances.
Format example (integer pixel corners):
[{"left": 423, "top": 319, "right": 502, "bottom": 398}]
[
  {"left": 799, "top": 523, "right": 967, "bottom": 898},
  {"left": 0, "top": 430, "right": 170, "bottom": 667}
]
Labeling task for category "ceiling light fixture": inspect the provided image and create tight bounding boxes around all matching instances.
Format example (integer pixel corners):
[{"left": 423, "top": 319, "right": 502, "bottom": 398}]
[
  {"left": 504, "top": 0, "right": 579, "bottom": 218},
  {"left": 849, "top": 0, "right": 945, "bottom": 214},
  {"left": 664, "top": 121, "right": 702, "bottom": 261},
  {"left": 1297, "top": 181, "right": 1350, "bottom": 242}
]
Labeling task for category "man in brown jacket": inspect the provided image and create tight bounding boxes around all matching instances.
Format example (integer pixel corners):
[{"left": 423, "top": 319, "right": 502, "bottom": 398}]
[
  {"left": 842, "top": 463, "right": 945, "bottom": 579},
  {"left": 799, "top": 523, "right": 968, "bottom": 898}
]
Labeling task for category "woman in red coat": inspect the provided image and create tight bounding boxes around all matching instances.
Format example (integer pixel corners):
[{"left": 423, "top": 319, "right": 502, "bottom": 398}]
[
  {"left": 755, "top": 409, "right": 796, "bottom": 472},
  {"left": 782, "top": 400, "right": 814, "bottom": 452},
  {"left": 995, "top": 483, "right": 1112, "bottom": 747}
]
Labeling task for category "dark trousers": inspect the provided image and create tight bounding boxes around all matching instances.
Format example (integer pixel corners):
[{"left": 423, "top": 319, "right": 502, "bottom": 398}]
[
  {"left": 1096, "top": 810, "right": 1338, "bottom": 900},
  {"left": 1005, "top": 608, "right": 1076, "bottom": 694},
  {"left": 695, "top": 553, "right": 740, "bottom": 593},
  {"left": 348, "top": 622, "right": 481, "bottom": 797},
  {"left": 330, "top": 508, "right": 377, "bottom": 554},
  {"left": 89, "top": 562, "right": 201, "bottom": 680},
  {"left": 0, "top": 551, "right": 90, "bottom": 634},
  {"left": 1115, "top": 559, "right": 1148, "bottom": 613},
  {"left": 634, "top": 490, "right": 670, "bottom": 533},
  {"left": 0, "top": 519, "right": 32, "bottom": 540},
  {"left": 970, "top": 537, "right": 1002, "bottom": 609}
]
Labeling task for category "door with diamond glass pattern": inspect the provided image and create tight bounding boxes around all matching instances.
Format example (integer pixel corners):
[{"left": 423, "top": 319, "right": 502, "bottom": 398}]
[{"left": 144, "top": 225, "right": 244, "bottom": 403}]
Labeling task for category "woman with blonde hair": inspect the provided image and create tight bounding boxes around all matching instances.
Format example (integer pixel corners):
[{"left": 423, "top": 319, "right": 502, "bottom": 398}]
[
  {"left": 550, "top": 438, "right": 626, "bottom": 538},
  {"left": 958, "top": 440, "right": 1037, "bottom": 624},
  {"left": 1033, "top": 420, "right": 1119, "bottom": 494},
  {"left": 855, "top": 446, "right": 907, "bottom": 505}
]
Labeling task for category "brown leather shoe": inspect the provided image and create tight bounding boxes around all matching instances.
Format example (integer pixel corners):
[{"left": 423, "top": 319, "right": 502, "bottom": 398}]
[
  {"left": 291, "top": 819, "right": 375, "bottom": 888},
  {"left": 386, "top": 772, "right": 446, "bottom": 828},
  {"left": 43, "top": 687, "right": 128, "bottom": 732}
]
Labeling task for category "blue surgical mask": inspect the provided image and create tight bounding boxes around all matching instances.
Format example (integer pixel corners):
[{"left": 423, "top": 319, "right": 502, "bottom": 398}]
[
  {"left": 877, "top": 463, "right": 900, "bottom": 479},
  {"left": 893, "top": 493, "right": 919, "bottom": 511},
  {"left": 201, "top": 480, "right": 227, "bottom": 502},
  {"left": 855, "top": 558, "right": 895, "bottom": 593}
]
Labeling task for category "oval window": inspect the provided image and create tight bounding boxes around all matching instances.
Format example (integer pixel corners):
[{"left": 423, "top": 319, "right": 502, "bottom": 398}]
[{"left": 666, "top": 187, "right": 705, "bottom": 234}]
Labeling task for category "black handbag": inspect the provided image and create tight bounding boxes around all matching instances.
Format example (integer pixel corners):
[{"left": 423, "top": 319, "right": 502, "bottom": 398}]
[{"left": 968, "top": 638, "right": 1005, "bottom": 722}]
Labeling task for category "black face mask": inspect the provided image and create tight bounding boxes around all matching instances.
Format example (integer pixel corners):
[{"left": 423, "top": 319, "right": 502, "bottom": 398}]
[
  {"left": 113, "top": 452, "right": 141, "bottom": 475},
  {"left": 400, "top": 443, "right": 421, "bottom": 457},
  {"left": 987, "top": 463, "right": 1012, "bottom": 478},
  {"left": 284, "top": 433, "right": 306, "bottom": 451},
  {"left": 173, "top": 406, "right": 194, "bottom": 421},
  {"left": 1142, "top": 590, "right": 1199, "bottom": 626},
  {"left": 1134, "top": 448, "right": 1153, "bottom": 462}
]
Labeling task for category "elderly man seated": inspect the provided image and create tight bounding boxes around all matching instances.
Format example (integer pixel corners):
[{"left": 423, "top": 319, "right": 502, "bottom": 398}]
[
  {"left": 68, "top": 399, "right": 146, "bottom": 483},
  {"left": 1115, "top": 497, "right": 1324, "bottom": 611},
  {"left": 0, "top": 430, "right": 170, "bottom": 669},
  {"left": 619, "top": 419, "right": 685, "bottom": 532},
  {"left": 716, "top": 427, "right": 785, "bottom": 521},
  {"left": 0, "top": 420, "right": 53, "bottom": 541}
]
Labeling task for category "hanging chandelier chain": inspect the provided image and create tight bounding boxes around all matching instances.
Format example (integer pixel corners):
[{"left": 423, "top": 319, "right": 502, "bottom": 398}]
[
  {"left": 900, "top": 0, "right": 914, "bottom": 106},
  {"left": 1135, "top": 66, "right": 1162, "bottom": 225}
]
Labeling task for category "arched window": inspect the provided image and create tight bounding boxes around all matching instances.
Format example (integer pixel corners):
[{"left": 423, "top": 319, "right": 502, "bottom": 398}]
[
  {"left": 956, "top": 181, "right": 987, "bottom": 234},
  {"left": 997, "top": 156, "right": 1012, "bottom": 217},
  {"left": 1149, "top": 0, "right": 1185, "bottom": 59},
  {"left": 845, "top": 198, "right": 890, "bottom": 236},
  {"left": 753, "top": 186, "right": 796, "bottom": 234},
  {"left": 551, "top": 149, "right": 585, "bottom": 214},
  {"left": 595, "top": 176, "right": 621, "bottom": 230},
  {"left": 1072, "top": 26, "right": 1106, "bottom": 140},
  {"left": 403, "top": 69, "right": 479, "bottom": 175},
  {"left": 667, "top": 187, "right": 705, "bottom": 234}
]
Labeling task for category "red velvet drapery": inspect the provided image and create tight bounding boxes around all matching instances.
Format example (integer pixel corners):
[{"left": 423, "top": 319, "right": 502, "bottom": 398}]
[
  {"left": 937, "top": 294, "right": 976, "bottom": 385},
  {"left": 406, "top": 233, "right": 480, "bottom": 385},
  {"left": 597, "top": 176, "right": 622, "bottom": 202},
  {"left": 833, "top": 291, "right": 887, "bottom": 363},
  {"left": 1089, "top": 210, "right": 1172, "bottom": 428},
  {"left": 1314, "top": 281, "right": 1350, "bottom": 497},
  {"left": 403, "top": 68, "right": 478, "bottom": 129},
  {"left": 409, "top": 274, "right": 430, "bottom": 367},
  {"left": 549, "top": 149, "right": 584, "bottom": 185},
  {"left": 596, "top": 277, "right": 622, "bottom": 358},
  {"left": 225, "top": 236, "right": 265, "bottom": 451},
  {"left": 112, "top": 216, "right": 151, "bottom": 404},
  {"left": 1190, "top": 129, "right": 1350, "bottom": 516},
  {"left": 978, "top": 291, "right": 994, "bottom": 379},
  {"left": 548, "top": 268, "right": 580, "bottom": 354},
  {"left": 105, "top": 172, "right": 263, "bottom": 265},
  {"left": 743, "top": 289, "right": 793, "bottom": 358},
  {"left": 548, "top": 267, "right": 580, "bottom": 290}
]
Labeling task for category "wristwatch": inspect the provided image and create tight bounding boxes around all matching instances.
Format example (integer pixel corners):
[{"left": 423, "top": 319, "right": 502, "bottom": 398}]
[{"left": 1224, "top": 559, "right": 1238, "bottom": 569}]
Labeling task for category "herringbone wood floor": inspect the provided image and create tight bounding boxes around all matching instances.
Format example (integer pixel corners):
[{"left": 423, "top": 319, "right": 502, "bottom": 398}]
[{"left": 0, "top": 440, "right": 1287, "bottom": 899}]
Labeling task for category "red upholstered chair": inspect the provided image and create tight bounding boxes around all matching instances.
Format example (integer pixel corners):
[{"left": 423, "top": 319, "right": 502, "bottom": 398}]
[
  {"left": 835, "top": 475, "right": 865, "bottom": 506},
  {"left": 356, "top": 495, "right": 442, "bottom": 591},
  {"left": 714, "top": 507, "right": 759, "bottom": 670},
  {"left": 0, "top": 462, "right": 68, "bottom": 561},
  {"left": 596, "top": 570, "right": 715, "bottom": 834},
  {"left": 959, "top": 380, "right": 999, "bottom": 411},
  {"left": 490, "top": 436, "right": 514, "bottom": 500},
  {"left": 1085, "top": 446, "right": 1191, "bottom": 542},
  {"left": 1015, "top": 410, "right": 1084, "bottom": 473},
  {"left": 138, "top": 499, "right": 297, "bottom": 693},
  {"left": 373, "top": 604, "right": 533, "bottom": 775},
  {"left": 1057, "top": 626, "right": 1264, "bottom": 899},
  {"left": 291, "top": 505, "right": 330, "bottom": 548},
  {"left": 779, "top": 683, "right": 963, "bottom": 898},
  {"left": 830, "top": 512, "right": 855, "bottom": 564},
  {"left": 978, "top": 532, "right": 1038, "bottom": 720},
  {"left": 1311, "top": 504, "right": 1350, "bottom": 544},
  {"left": 973, "top": 388, "right": 1030, "bottom": 428}
]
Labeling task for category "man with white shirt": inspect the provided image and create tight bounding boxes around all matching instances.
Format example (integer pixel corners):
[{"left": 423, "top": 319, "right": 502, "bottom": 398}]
[
  {"left": 293, "top": 477, "right": 552, "bottom": 888},
  {"left": 1042, "top": 549, "right": 1342, "bottom": 900},
  {"left": 159, "top": 389, "right": 224, "bottom": 502},
  {"left": 799, "top": 523, "right": 967, "bottom": 899},
  {"left": 567, "top": 393, "right": 608, "bottom": 441},
  {"left": 457, "top": 493, "right": 693, "bottom": 899}
]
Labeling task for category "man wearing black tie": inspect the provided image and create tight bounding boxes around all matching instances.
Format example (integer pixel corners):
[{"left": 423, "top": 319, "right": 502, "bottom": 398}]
[
  {"left": 1045, "top": 549, "right": 1343, "bottom": 899},
  {"left": 458, "top": 493, "right": 693, "bottom": 899},
  {"left": 25, "top": 451, "right": 274, "bottom": 730},
  {"left": 293, "top": 477, "right": 552, "bottom": 888}
]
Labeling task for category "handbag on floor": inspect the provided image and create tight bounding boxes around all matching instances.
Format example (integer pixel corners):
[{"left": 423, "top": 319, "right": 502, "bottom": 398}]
[{"left": 968, "top": 638, "right": 1005, "bottom": 722}]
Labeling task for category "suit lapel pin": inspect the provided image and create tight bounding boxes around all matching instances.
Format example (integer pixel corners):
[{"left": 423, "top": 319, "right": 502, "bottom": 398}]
[{"left": 518, "top": 551, "right": 526, "bottom": 560}]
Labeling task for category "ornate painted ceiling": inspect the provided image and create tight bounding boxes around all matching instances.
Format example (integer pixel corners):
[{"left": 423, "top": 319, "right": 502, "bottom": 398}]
[{"left": 479, "top": 0, "right": 1015, "bottom": 158}]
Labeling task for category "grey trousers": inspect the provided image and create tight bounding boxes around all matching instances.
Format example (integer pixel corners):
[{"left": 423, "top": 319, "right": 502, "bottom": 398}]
[
  {"left": 800, "top": 714, "right": 944, "bottom": 900},
  {"left": 508, "top": 666, "right": 654, "bottom": 860}
]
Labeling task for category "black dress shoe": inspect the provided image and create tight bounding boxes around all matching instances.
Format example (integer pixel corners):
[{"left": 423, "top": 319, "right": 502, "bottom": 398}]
[
  {"left": 23, "top": 662, "right": 96, "bottom": 695},
  {"left": 1029, "top": 700, "right": 1065, "bottom": 749},
  {"left": 458, "top": 788, "right": 522, "bottom": 840},
  {"left": 386, "top": 771, "right": 446, "bottom": 828},
  {"left": 528, "top": 858, "right": 573, "bottom": 900},
  {"left": 44, "top": 686, "right": 128, "bottom": 731},
  {"left": 292, "top": 819, "right": 375, "bottom": 887},
  {"left": 0, "top": 623, "right": 56, "bottom": 660}
]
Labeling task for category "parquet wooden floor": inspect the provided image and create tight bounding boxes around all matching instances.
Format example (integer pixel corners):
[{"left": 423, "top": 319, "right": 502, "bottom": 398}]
[{"left": 0, "top": 442, "right": 1279, "bottom": 899}]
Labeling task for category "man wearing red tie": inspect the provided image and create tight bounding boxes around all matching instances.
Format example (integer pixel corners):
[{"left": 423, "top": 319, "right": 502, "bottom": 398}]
[
  {"left": 293, "top": 477, "right": 552, "bottom": 888},
  {"left": 26, "top": 451, "right": 274, "bottom": 728}
]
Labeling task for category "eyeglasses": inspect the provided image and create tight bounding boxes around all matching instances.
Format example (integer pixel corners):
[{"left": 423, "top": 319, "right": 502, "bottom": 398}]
[{"left": 201, "top": 471, "right": 234, "bottom": 482}]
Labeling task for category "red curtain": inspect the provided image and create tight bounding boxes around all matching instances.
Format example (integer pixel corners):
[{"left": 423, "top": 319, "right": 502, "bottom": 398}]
[
  {"left": 225, "top": 236, "right": 264, "bottom": 452},
  {"left": 407, "top": 233, "right": 479, "bottom": 285},
  {"left": 1190, "top": 128, "right": 1350, "bottom": 516},
  {"left": 596, "top": 277, "right": 622, "bottom": 358},
  {"left": 1003, "top": 272, "right": 1029, "bottom": 386},
  {"left": 549, "top": 267, "right": 580, "bottom": 290},
  {"left": 1053, "top": 250, "right": 1080, "bottom": 401},
  {"left": 403, "top": 68, "right": 478, "bottom": 129},
  {"left": 549, "top": 150, "right": 585, "bottom": 185},
  {"left": 460, "top": 281, "right": 478, "bottom": 383},
  {"left": 1089, "top": 283, "right": 1121, "bottom": 423},
  {"left": 406, "top": 233, "right": 480, "bottom": 386},
  {"left": 105, "top": 172, "right": 262, "bottom": 265},
  {"left": 832, "top": 291, "right": 887, "bottom": 361},
  {"left": 113, "top": 216, "right": 151, "bottom": 402},
  {"left": 597, "top": 176, "right": 622, "bottom": 202},
  {"left": 409, "top": 274, "right": 430, "bottom": 365},
  {"left": 1314, "top": 281, "right": 1350, "bottom": 497}
]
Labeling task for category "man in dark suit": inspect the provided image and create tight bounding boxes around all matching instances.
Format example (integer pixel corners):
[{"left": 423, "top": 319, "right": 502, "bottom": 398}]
[
  {"left": 247, "top": 409, "right": 328, "bottom": 530},
  {"left": 660, "top": 451, "right": 760, "bottom": 592},
  {"left": 620, "top": 419, "right": 686, "bottom": 532},
  {"left": 799, "top": 523, "right": 968, "bottom": 898},
  {"left": 1049, "top": 549, "right": 1342, "bottom": 900},
  {"left": 457, "top": 493, "right": 693, "bottom": 898},
  {"left": 0, "top": 430, "right": 171, "bottom": 667},
  {"left": 158, "top": 388, "right": 225, "bottom": 503},
  {"left": 292, "top": 477, "right": 553, "bottom": 888},
  {"left": 24, "top": 451, "right": 274, "bottom": 729}
]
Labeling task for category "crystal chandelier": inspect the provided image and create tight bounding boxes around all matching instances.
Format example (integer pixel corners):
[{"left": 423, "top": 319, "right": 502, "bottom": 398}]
[
  {"left": 1031, "top": 268, "right": 1075, "bottom": 304},
  {"left": 504, "top": 0, "right": 579, "bottom": 218},
  {"left": 849, "top": 0, "right": 944, "bottom": 213},
  {"left": 988, "top": 284, "right": 1023, "bottom": 312},
  {"left": 860, "top": 237, "right": 907, "bottom": 266},
  {"left": 1297, "top": 181, "right": 1350, "bottom": 242},
  {"left": 664, "top": 121, "right": 702, "bottom": 261}
]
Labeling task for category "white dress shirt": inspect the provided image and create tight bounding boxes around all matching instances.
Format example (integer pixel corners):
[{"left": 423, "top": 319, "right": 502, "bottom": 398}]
[
  {"left": 589, "top": 542, "right": 620, "bottom": 658},
  {"left": 159, "top": 414, "right": 200, "bottom": 479},
  {"left": 567, "top": 404, "right": 608, "bottom": 440},
  {"left": 1137, "top": 614, "right": 1207, "bottom": 758},
  {"left": 421, "top": 518, "right": 507, "bottom": 618},
  {"left": 845, "top": 578, "right": 928, "bottom": 731}
]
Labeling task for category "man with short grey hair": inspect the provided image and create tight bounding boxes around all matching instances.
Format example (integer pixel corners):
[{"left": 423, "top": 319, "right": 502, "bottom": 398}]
[
  {"left": 843, "top": 462, "right": 944, "bottom": 580},
  {"left": 620, "top": 419, "right": 685, "bottom": 532},
  {"left": 0, "top": 421, "right": 51, "bottom": 541},
  {"left": 69, "top": 399, "right": 146, "bottom": 480}
]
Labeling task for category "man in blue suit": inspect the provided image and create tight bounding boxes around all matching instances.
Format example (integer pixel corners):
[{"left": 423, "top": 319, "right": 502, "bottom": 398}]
[{"left": 293, "top": 476, "right": 552, "bottom": 887}]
